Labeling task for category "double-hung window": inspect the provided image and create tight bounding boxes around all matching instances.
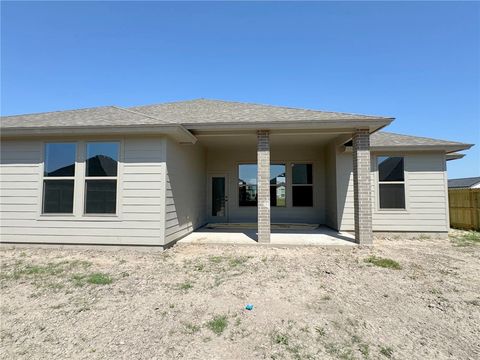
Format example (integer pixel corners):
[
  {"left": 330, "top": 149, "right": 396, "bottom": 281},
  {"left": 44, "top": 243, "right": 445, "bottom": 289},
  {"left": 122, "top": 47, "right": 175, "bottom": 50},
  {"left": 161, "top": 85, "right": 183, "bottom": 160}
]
[
  {"left": 42, "top": 143, "right": 76, "bottom": 214},
  {"left": 85, "top": 142, "right": 119, "bottom": 214},
  {"left": 42, "top": 141, "right": 119, "bottom": 216},
  {"left": 292, "top": 163, "right": 313, "bottom": 207},
  {"left": 377, "top": 156, "right": 406, "bottom": 209}
]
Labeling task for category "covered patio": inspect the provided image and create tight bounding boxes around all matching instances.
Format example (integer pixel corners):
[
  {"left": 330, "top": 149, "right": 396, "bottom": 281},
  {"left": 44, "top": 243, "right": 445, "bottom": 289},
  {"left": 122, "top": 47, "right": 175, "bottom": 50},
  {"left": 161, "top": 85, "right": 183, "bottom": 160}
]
[{"left": 178, "top": 224, "right": 356, "bottom": 246}]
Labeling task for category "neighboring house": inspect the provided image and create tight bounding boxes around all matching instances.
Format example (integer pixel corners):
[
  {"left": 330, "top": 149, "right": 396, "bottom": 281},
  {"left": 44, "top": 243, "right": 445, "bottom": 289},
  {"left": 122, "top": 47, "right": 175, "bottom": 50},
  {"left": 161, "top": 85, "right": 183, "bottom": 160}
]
[
  {"left": 0, "top": 99, "right": 473, "bottom": 247},
  {"left": 448, "top": 177, "right": 480, "bottom": 189}
]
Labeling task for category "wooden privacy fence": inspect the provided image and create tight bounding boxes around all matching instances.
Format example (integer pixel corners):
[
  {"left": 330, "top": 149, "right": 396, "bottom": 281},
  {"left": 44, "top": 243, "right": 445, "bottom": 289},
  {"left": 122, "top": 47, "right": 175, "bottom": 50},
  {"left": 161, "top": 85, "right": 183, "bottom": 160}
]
[{"left": 448, "top": 189, "right": 480, "bottom": 231}]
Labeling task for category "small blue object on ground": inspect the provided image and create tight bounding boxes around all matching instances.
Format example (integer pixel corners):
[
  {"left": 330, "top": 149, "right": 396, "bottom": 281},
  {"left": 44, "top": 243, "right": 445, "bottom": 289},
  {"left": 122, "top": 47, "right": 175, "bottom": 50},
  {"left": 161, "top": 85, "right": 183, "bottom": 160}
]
[{"left": 245, "top": 304, "right": 254, "bottom": 310}]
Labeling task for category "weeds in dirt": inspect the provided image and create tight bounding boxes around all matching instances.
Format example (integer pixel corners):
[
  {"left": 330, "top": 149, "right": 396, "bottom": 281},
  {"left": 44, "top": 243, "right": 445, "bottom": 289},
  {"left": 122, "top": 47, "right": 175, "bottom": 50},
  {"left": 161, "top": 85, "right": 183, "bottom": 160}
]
[
  {"left": 451, "top": 231, "right": 480, "bottom": 247},
  {"left": 183, "top": 323, "right": 200, "bottom": 334},
  {"left": 179, "top": 282, "right": 193, "bottom": 290},
  {"left": 1, "top": 260, "right": 92, "bottom": 286},
  {"left": 379, "top": 346, "right": 394, "bottom": 358},
  {"left": 229, "top": 256, "right": 250, "bottom": 267},
  {"left": 209, "top": 256, "right": 224, "bottom": 264},
  {"left": 358, "top": 343, "right": 370, "bottom": 358},
  {"left": 325, "top": 342, "right": 354, "bottom": 360},
  {"left": 272, "top": 332, "right": 289, "bottom": 345},
  {"left": 364, "top": 256, "right": 401, "bottom": 270},
  {"left": 87, "top": 273, "right": 112, "bottom": 285},
  {"left": 315, "top": 326, "right": 326, "bottom": 337},
  {"left": 207, "top": 315, "right": 228, "bottom": 335},
  {"left": 72, "top": 273, "right": 112, "bottom": 286}
]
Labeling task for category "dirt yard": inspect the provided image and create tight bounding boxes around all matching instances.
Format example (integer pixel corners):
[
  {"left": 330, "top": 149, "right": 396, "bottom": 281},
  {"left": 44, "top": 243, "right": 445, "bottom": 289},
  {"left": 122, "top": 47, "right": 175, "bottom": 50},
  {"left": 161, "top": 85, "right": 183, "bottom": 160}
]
[{"left": 1, "top": 231, "right": 479, "bottom": 360}]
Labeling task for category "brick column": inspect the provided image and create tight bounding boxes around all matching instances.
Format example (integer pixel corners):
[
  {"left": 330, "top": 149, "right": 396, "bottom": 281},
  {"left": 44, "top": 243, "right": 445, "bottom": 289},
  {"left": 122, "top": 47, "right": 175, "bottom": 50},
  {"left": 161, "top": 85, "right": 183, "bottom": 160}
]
[
  {"left": 352, "top": 129, "right": 373, "bottom": 245},
  {"left": 257, "top": 130, "right": 271, "bottom": 243}
]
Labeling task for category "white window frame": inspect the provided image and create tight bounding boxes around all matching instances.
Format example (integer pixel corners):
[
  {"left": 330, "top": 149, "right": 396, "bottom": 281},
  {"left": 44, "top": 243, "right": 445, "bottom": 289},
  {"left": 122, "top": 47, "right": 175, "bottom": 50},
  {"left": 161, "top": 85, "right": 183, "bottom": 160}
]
[
  {"left": 376, "top": 155, "right": 407, "bottom": 212},
  {"left": 37, "top": 139, "right": 123, "bottom": 221}
]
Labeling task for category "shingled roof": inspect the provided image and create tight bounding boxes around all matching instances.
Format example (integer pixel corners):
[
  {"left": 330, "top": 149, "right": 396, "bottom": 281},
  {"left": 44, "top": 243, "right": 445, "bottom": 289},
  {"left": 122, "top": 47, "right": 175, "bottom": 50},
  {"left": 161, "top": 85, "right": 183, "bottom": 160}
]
[
  {"left": 129, "top": 99, "right": 392, "bottom": 125},
  {"left": 0, "top": 99, "right": 473, "bottom": 153},
  {"left": 0, "top": 106, "right": 173, "bottom": 129},
  {"left": 370, "top": 132, "right": 471, "bottom": 150},
  {"left": 448, "top": 177, "right": 480, "bottom": 189}
]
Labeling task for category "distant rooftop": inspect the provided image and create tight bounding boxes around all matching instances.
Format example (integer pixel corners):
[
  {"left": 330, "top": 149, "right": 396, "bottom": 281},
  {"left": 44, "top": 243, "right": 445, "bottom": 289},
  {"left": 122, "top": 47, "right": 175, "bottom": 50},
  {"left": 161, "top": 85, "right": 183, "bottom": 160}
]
[{"left": 448, "top": 177, "right": 480, "bottom": 189}]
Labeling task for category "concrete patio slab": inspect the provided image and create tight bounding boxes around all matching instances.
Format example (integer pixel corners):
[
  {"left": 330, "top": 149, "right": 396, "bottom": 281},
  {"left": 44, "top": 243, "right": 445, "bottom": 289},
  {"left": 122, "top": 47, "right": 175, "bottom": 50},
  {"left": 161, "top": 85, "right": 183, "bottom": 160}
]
[{"left": 177, "top": 225, "right": 357, "bottom": 246}]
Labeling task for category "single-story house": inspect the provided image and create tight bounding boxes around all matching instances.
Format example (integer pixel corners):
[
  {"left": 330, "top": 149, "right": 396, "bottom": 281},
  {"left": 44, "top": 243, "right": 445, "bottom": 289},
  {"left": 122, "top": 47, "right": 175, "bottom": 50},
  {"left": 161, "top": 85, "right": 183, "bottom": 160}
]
[
  {"left": 0, "top": 99, "right": 473, "bottom": 247},
  {"left": 448, "top": 177, "right": 480, "bottom": 189}
]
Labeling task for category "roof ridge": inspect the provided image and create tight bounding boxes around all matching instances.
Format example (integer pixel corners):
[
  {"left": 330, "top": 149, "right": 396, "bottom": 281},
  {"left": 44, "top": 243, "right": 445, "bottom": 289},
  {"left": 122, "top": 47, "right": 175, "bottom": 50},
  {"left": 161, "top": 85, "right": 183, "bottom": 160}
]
[{"left": 111, "top": 106, "right": 176, "bottom": 124}]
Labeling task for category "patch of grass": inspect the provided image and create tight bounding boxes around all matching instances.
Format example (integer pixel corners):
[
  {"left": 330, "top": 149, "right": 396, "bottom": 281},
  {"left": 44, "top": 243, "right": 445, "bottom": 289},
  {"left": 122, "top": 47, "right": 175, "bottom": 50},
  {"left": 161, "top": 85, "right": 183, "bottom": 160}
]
[
  {"left": 73, "top": 273, "right": 112, "bottom": 286},
  {"left": 325, "top": 342, "right": 354, "bottom": 360},
  {"left": 228, "top": 256, "right": 250, "bottom": 267},
  {"left": 207, "top": 315, "right": 228, "bottom": 335},
  {"left": 451, "top": 231, "right": 480, "bottom": 247},
  {"left": 179, "top": 282, "right": 193, "bottom": 290},
  {"left": 364, "top": 256, "right": 401, "bottom": 270},
  {"left": 359, "top": 343, "right": 370, "bottom": 358},
  {"left": 1, "top": 260, "right": 93, "bottom": 284},
  {"left": 379, "top": 346, "right": 394, "bottom": 358},
  {"left": 86, "top": 273, "right": 112, "bottom": 285},
  {"left": 184, "top": 323, "right": 200, "bottom": 334},
  {"left": 209, "top": 256, "right": 224, "bottom": 264},
  {"left": 272, "top": 332, "right": 289, "bottom": 346}
]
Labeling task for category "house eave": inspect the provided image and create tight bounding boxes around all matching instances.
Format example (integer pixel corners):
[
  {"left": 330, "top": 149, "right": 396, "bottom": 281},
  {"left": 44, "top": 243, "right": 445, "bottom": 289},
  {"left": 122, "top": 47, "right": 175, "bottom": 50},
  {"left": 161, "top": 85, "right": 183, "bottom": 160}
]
[
  {"left": 0, "top": 124, "right": 198, "bottom": 144},
  {"left": 184, "top": 118, "right": 393, "bottom": 133},
  {"left": 343, "top": 144, "right": 473, "bottom": 153}
]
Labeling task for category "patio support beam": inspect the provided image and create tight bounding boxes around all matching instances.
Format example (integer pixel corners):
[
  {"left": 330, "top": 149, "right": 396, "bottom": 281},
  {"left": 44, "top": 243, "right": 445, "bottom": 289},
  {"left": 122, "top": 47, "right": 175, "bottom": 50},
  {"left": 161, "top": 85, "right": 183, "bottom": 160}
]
[
  {"left": 352, "top": 129, "right": 373, "bottom": 245},
  {"left": 257, "top": 130, "right": 271, "bottom": 243}
]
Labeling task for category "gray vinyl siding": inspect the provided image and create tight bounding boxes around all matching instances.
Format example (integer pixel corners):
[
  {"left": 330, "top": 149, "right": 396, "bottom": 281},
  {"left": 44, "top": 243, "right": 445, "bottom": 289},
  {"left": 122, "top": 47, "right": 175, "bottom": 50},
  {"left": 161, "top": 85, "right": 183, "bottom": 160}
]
[
  {"left": 337, "top": 151, "right": 449, "bottom": 232},
  {"left": 164, "top": 139, "right": 207, "bottom": 244},
  {"left": 0, "top": 137, "right": 166, "bottom": 245}
]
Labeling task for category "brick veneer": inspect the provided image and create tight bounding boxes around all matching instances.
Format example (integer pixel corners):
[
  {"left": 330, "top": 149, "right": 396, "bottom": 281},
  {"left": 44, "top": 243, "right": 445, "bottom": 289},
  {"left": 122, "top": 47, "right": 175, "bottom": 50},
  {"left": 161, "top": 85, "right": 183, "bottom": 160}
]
[
  {"left": 257, "top": 130, "right": 271, "bottom": 243},
  {"left": 352, "top": 129, "right": 373, "bottom": 245}
]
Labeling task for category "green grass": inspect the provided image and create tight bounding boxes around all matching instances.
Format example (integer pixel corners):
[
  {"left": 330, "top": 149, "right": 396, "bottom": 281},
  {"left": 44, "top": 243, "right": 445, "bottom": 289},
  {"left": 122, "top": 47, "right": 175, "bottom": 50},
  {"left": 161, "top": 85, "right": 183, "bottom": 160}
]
[
  {"left": 86, "top": 273, "right": 112, "bottom": 285},
  {"left": 184, "top": 323, "right": 200, "bottom": 334},
  {"left": 179, "top": 282, "right": 193, "bottom": 290},
  {"left": 0, "top": 260, "right": 92, "bottom": 282},
  {"left": 451, "top": 231, "right": 480, "bottom": 247},
  {"left": 72, "top": 273, "right": 112, "bottom": 286},
  {"left": 228, "top": 256, "right": 250, "bottom": 267},
  {"left": 273, "top": 332, "right": 289, "bottom": 346},
  {"left": 379, "top": 346, "right": 394, "bottom": 358},
  {"left": 364, "top": 256, "right": 401, "bottom": 270},
  {"left": 207, "top": 315, "right": 228, "bottom": 335}
]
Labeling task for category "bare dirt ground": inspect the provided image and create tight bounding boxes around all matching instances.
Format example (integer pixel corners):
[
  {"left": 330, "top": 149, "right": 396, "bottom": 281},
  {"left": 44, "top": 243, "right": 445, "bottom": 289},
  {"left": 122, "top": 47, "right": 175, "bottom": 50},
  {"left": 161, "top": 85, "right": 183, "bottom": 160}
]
[{"left": 1, "top": 231, "right": 479, "bottom": 360}]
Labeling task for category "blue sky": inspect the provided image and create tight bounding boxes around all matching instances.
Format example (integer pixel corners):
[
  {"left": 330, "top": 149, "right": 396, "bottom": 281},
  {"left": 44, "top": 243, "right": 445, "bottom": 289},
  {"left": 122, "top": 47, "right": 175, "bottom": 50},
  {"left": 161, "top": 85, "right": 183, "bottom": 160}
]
[{"left": 1, "top": 1, "right": 479, "bottom": 178}]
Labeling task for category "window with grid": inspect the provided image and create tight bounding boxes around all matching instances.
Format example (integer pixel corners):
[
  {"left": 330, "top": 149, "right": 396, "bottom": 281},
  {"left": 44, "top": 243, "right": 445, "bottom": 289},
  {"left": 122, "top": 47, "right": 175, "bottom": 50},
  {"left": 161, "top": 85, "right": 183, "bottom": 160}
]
[
  {"left": 84, "top": 142, "right": 119, "bottom": 214},
  {"left": 377, "top": 156, "right": 405, "bottom": 209},
  {"left": 292, "top": 163, "right": 313, "bottom": 207},
  {"left": 42, "top": 143, "right": 76, "bottom": 214}
]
